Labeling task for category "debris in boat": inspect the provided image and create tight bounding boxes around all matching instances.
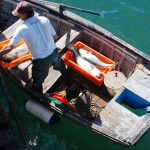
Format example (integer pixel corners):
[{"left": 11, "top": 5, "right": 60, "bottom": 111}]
[
  {"left": 3, "top": 43, "right": 29, "bottom": 62},
  {"left": 48, "top": 93, "right": 73, "bottom": 108},
  {"left": 68, "top": 43, "right": 102, "bottom": 78},
  {"left": 79, "top": 48, "right": 116, "bottom": 68}
]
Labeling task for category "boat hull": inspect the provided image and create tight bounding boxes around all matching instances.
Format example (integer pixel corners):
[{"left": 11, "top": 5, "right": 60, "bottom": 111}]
[{"left": 0, "top": 0, "right": 150, "bottom": 147}]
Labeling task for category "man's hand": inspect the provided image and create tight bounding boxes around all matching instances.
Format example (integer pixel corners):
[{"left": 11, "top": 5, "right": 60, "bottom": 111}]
[
  {"left": 0, "top": 56, "right": 11, "bottom": 62},
  {"left": 0, "top": 45, "right": 15, "bottom": 62},
  {"left": 53, "top": 34, "right": 59, "bottom": 42}
]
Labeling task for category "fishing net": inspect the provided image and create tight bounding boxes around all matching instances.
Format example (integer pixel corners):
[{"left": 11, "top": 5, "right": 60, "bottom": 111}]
[{"left": 70, "top": 90, "right": 103, "bottom": 120}]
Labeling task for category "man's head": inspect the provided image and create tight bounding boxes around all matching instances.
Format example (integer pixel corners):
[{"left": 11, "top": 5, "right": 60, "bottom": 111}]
[{"left": 12, "top": 1, "right": 34, "bottom": 19}]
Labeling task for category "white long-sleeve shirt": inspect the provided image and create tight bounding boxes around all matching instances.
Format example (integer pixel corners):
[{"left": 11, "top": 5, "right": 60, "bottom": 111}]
[{"left": 9, "top": 16, "right": 56, "bottom": 59}]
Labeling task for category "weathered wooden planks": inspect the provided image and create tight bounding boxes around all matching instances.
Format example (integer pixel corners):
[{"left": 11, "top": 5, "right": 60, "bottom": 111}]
[
  {"left": 129, "top": 67, "right": 150, "bottom": 89},
  {"left": 0, "top": 19, "right": 23, "bottom": 41},
  {"left": 125, "top": 113, "right": 150, "bottom": 145},
  {"left": 104, "top": 101, "right": 141, "bottom": 128},
  {"left": 91, "top": 94, "right": 108, "bottom": 108},
  {"left": 11, "top": 61, "right": 61, "bottom": 93},
  {"left": 10, "top": 60, "right": 32, "bottom": 82},
  {"left": 99, "top": 109, "right": 132, "bottom": 138},
  {"left": 42, "top": 67, "right": 61, "bottom": 93},
  {"left": 125, "top": 67, "right": 150, "bottom": 102},
  {"left": 55, "top": 29, "right": 81, "bottom": 50}
]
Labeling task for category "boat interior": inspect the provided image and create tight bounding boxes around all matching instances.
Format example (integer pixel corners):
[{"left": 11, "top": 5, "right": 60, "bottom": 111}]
[{"left": 0, "top": 0, "right": 150, "bottom": 146}]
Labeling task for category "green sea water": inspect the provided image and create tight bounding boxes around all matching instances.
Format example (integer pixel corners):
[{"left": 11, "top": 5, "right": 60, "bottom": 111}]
[{"left": 1, "top": 0, "right": 150, "bottom": 150}]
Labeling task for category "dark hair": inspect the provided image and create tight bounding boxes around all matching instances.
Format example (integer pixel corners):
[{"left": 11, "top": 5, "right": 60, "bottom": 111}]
[
  {"left": 26, "top": 10, "right": 34, "bottom": 18},
  {"left": 18, "top": 8, "right": 34, "bottom": 18}
]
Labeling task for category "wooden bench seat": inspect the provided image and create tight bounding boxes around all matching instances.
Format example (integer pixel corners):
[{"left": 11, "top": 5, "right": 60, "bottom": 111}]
[
  {"left": 0, "top": 19, "right": 23, "bottom": 41},
  {"left": 56, "top": 29, "right": 81, "bottom": 50}
]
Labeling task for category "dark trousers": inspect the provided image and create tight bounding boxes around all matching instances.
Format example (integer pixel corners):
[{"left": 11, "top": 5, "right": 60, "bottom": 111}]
[{"left": 32, "top": 48, "right": 66, "bottom": 92}]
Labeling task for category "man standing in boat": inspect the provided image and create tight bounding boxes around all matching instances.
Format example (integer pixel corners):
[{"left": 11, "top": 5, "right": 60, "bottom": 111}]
[{"left": 0, "top": 1, "right": 66, "bottom": 93}]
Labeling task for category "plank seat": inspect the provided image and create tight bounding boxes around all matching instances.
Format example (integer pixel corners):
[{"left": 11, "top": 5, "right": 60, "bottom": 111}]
[
  {"left": 56, "top": 29, "right": 82, "bottom": 50},
  {"left": 0, "top": 19, "right": 23, "bottom": 41},
  {"left": 125, "top": 66, "right": 150, "bottom": 103}
]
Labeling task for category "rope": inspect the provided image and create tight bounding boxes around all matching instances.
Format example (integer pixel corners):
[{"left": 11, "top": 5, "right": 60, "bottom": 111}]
[{"left": 70, "top": 90, "right": 103, "bottom": 120}]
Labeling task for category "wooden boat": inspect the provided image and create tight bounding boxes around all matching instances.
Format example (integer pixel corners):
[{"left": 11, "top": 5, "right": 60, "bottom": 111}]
[{"left": 0, "top": 0, "right": 150, "bottom": 146}]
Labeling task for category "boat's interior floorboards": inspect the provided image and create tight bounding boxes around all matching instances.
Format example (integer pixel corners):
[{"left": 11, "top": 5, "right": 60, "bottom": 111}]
[
  {"left": 99, "top": 109, "right": 134, "bottom": 137},
  {"left": 43, "top": 67, "right": 61, "bottom": 93},
  {"left": 55, "top": 29, "right": 82, "bottom": 50},
  {"left": 10, "top": 60, "right": 32, "bottom": 81},
  {"left": 90, "top": 98, "right": 142, "bottom": 137},
  {"left": 48, "top": 68, "right": 112, "bottom": 108},
  {"left": 10, "top": 60, "right": 61, "bottom": 93}
]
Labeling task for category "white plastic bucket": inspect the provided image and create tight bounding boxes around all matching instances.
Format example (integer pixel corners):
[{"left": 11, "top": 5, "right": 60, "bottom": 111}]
[{"left": 104, "top": 71, "right": 126, "bottom": 96}]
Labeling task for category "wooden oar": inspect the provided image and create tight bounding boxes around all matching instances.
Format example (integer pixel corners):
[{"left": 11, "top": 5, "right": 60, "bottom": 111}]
[
  {"left": 28, "top": 0, "right": 117, "bottom": 16},
  {"left": 60, "top": 4, "right": 118, "bottom": 16}
]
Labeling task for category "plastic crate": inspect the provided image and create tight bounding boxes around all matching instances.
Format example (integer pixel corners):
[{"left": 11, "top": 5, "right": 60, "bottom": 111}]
[
  {"left": 63, "top": 41, "right": 115, "bottom": 86},
  {"left": 0, "top": 39, "right": 31, "bottom": 69}
]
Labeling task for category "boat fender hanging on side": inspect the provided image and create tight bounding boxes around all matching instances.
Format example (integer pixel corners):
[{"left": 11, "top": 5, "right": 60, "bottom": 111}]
[{"left": 25, "top": 99, "right": 59, "bottom": 125}]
